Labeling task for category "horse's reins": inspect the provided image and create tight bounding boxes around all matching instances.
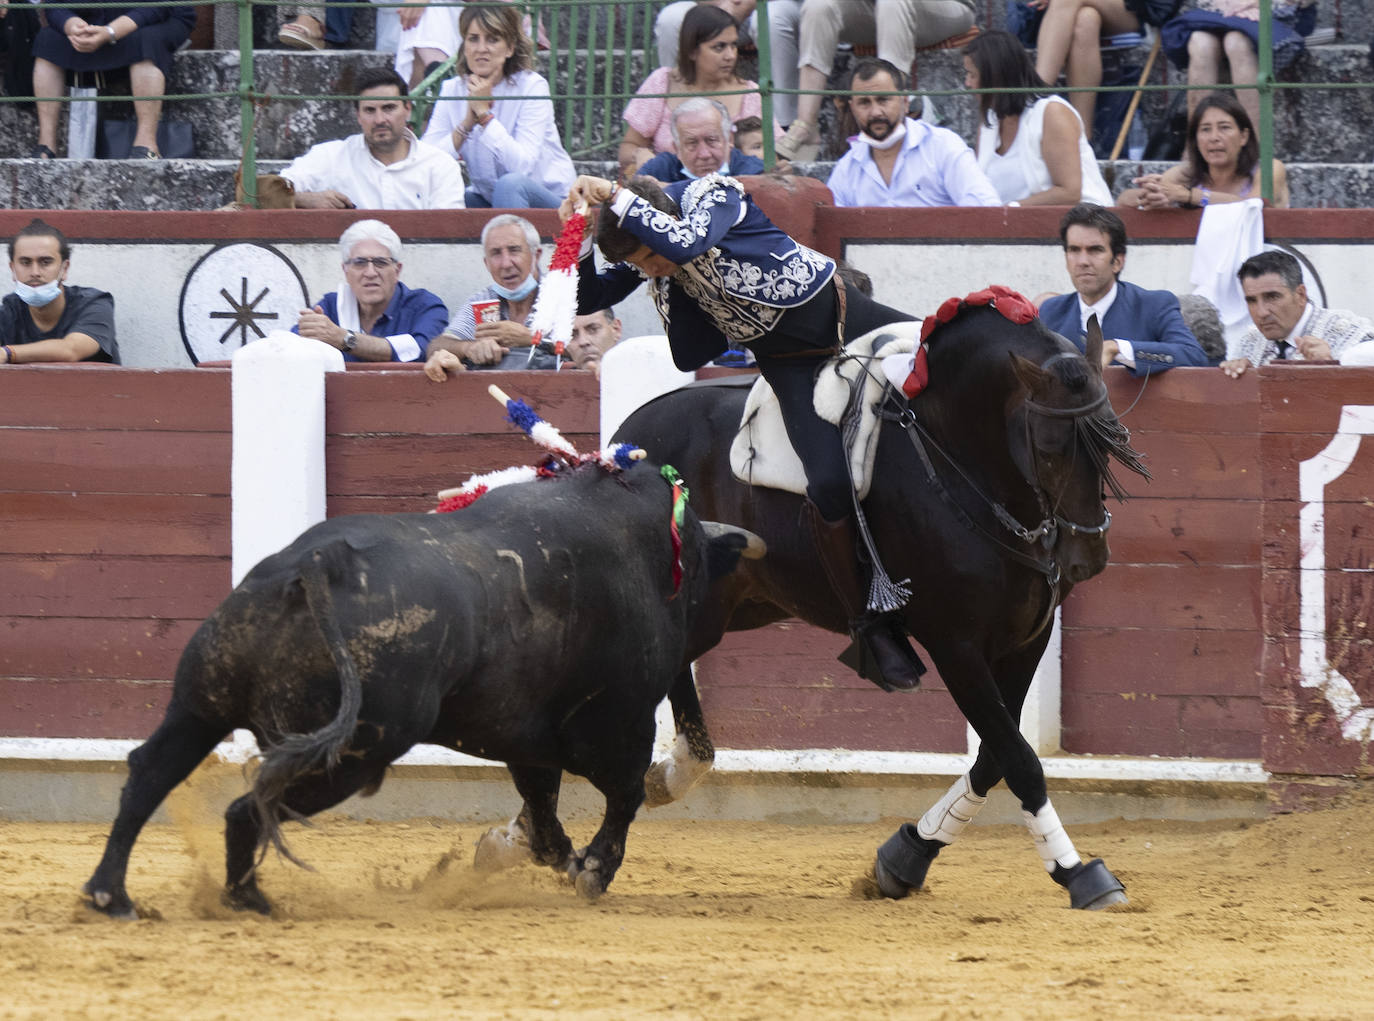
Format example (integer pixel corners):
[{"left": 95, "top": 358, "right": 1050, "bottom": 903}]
[{"left": 870, "top": 351, "right": 1117, "bottom": 614}]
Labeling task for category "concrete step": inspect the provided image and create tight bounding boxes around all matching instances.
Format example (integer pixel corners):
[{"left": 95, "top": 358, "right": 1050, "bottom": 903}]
[
  {"left": 1, "top": 36, "right": 1368, "bottom": 163},
  {"left": 1, "top": 156, "right": 1368, "bottom": 211},
  {"left": 902, "top": 43, "right": 1374, "bottom": 165}
]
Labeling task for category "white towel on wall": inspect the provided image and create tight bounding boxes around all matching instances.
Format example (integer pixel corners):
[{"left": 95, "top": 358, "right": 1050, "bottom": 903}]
[{"left": 1190, "top": 198, "right": 1264, "bottom": 353}]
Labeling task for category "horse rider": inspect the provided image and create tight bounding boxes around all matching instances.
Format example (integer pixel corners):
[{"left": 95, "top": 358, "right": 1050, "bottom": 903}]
[{"left": 561, "top": 172, "right": 924, "bottom": 691}]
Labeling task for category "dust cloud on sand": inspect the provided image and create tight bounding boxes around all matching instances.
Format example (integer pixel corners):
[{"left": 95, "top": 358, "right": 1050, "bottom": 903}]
[{"left": 2, "top": 774, "right": 1372, "bottom": 1019}]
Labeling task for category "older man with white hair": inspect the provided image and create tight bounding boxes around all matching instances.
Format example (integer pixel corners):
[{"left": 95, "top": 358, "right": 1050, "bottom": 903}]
[
  {"left": 294, "top": 219, "right": 448, "bottom": 362},
  {"left": 636, "top": 98, "right": 767, "bottom": 184},
  {"left": 426, "top": 213, "right": 564, "bottom": 377}
]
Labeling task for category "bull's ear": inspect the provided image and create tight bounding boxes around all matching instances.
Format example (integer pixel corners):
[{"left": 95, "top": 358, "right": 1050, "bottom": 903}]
[
  {"left": 1009, "top": 351, "right": 1049, "bottom": 394},
  {"left": 1084, "top": 313, "right": 1104, "bottom": 373}
]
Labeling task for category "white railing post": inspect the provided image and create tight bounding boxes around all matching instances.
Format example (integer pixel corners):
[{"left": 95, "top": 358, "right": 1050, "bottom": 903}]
[{"left": 230, "top": 331, "right": 344, "bottom": 587}]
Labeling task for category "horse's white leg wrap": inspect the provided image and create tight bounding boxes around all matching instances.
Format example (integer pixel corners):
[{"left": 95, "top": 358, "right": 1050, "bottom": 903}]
[
  {"left": 916, "top": 773, "right": 988, "bottom": 845},
  {"left": 1022, "top": 800, "right": 1082, "bottom": 873}
]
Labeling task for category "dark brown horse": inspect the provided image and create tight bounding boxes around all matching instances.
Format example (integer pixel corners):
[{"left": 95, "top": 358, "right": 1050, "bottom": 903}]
[{"left": 615, "top": 304, "right": 1149, "bottom": 910}]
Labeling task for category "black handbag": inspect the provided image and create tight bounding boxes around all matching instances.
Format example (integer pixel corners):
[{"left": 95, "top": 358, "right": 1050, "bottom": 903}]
[
  {"left": 96, "top": 118, "right": 195, "bottom": 159},
  {"left": 1143, "top": 90, "right": 1188, "bottom": 161}
]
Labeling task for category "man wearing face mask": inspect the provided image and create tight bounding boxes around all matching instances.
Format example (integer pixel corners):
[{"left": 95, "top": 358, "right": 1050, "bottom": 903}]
[
  {"left": 2, "top": 219, "right": 119, "bottom": 365},
  {"left": 424, "top": 213, "right": 559, "bottom": 378},
  {"left": 827, "top": 58, "right": 998, "bottom": 209}
]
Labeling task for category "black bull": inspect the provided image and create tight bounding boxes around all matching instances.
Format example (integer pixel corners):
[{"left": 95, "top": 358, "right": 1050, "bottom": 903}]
[
  {"left": 84, "top": 462, "right": 761, "bottom": 917},
  {"left": 613, "top": 309, "right": 1150, "bottom": 909}
]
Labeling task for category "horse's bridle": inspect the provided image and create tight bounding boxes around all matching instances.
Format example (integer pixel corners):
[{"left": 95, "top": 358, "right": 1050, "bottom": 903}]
[
  {"left": 1019, "top": 352, "right": 1115, "bottom": 542},
  {"left": 877, "top": 351, "right": 1114, "bottom": 589}
]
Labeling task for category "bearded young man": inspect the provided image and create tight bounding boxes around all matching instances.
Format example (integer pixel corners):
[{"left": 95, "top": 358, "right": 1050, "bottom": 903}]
[{"left": 826, "top": 58, "right": 998, "bottom": 209}]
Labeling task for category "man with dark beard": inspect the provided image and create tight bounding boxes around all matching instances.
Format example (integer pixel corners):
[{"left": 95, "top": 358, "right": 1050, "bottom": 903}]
[{"left": 827, "top": 58, "right": 998, "bottom": 208}]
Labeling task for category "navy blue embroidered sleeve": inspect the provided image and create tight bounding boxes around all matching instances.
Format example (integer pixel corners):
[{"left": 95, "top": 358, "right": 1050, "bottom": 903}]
[
  {"left": 576, "top": 253, "right": 644, "bottom": 315},
  {"left": 617, "top": 178, "right": 743, "bottom": 263}
]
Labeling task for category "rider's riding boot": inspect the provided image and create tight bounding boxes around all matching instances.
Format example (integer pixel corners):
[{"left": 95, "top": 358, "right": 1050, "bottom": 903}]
[{"left": 803, "top": 500, "right": 925, "bottom": 693}]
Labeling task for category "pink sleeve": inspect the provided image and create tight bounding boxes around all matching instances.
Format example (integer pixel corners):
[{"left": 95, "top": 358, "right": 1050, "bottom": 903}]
[
  {"left": 737, "top": 85, "right": 784, "bottom": 140},
  {"left": 623, "top": 67, "right": 673, "bottom": 149}
]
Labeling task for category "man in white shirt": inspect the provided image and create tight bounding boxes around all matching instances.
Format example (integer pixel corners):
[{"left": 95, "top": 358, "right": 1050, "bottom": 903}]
[
  {"left": 280, "top": 68, "right": 466, "bottom": 210},
  {"left": 826, "top": 58, "right": 998, "bottom": 209},
  {"left": 1222, "top": 250, "right": 1374, "bottom": 378}
]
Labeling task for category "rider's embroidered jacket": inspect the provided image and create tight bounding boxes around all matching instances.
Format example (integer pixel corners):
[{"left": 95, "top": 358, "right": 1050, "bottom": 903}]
[{"left": 576, "top": 173, "right": 835, "bottom": 371}]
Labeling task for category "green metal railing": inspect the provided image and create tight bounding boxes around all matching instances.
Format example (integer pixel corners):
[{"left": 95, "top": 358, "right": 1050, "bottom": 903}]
[{"left": 1, "top": 0, "right": 1366, "bottom": 208}]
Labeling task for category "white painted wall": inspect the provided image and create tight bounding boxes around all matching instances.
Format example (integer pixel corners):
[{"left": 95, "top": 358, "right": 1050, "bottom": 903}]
[{"left": 17, "top": 236, "right": 1374, "bottom": 369}]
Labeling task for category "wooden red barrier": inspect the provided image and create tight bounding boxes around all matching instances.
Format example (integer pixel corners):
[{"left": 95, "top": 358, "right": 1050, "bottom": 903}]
[
  {"left": 2, "top": 363, "right": 1370, "bottom": 795},
  {"left": 1256, "top": 368, "right": 1374, "bottom": 805}
]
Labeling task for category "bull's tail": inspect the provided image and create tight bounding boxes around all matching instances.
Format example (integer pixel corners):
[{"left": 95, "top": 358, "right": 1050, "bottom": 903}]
[{"left": 250, "top": 548, "right": 364, "bottom": 869}]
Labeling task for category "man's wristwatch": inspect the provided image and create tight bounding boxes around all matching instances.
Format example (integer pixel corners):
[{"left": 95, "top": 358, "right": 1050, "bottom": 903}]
[
  {"left": 342, "top": 330, "right": 358, "bottom": 352},
  {"left": 106, "top": 24, "right": 117, "bottom": 42}
]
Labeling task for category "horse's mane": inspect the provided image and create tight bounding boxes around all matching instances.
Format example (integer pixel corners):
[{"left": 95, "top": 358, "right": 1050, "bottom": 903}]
[{"left": 921, "top": 304, "right": 1150, "bottom": 500}]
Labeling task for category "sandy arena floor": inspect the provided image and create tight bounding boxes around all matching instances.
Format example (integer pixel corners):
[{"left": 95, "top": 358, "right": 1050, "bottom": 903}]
[{"left": 2, "top": 769, "right": 1372, "bottom": 1020}]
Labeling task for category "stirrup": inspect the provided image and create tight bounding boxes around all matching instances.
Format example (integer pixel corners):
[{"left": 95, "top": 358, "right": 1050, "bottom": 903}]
[{"left": 838, "top": 616, "right": 926, "bottom": 693}]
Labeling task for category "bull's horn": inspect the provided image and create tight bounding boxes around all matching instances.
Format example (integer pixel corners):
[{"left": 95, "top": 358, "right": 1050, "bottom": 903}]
[{"left": 702, "top": 521, "right": 766, "bottom": 559}]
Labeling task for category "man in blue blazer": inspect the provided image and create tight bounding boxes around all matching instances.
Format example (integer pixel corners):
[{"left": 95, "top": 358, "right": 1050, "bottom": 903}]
[{"left": 1038, "top": 204, "right": 1208, "bottom": 375}]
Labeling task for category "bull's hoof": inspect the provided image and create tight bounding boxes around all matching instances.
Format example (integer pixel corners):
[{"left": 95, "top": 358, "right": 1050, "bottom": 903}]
[
  {"left": 473, "top": 823, "right": 533, "bottom": 872},
  {"left": 82, "top": 881, "right": 139, "bottom": 920},
  {"left": 223, "top": 881, "right": 273, "bottom": 915},
  {"left": 1055, "top": 858, "right": 1128, "bottom": 910},
  {"left": 568, "top": 856, "right": 606, "bottom": 901},
  {"left": 873, "top": 823, "right": 941, "bottom": 899}
]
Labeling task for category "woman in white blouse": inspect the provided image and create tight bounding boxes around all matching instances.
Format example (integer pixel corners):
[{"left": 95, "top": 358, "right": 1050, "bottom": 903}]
[
  {"left": 963, "top": 30, "right": 1112, "bottom": 207},
  {"left": 421, "top": 4, "right": 575, "bottom": 209}
]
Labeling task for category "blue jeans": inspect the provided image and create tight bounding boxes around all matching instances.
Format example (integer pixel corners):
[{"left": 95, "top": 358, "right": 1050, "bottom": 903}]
[
  {"left": 323, "top": 5, "right": 352, "bottom": 46},
  {"left": 465, "top": 173, "right": 563, "bottom": 210}
]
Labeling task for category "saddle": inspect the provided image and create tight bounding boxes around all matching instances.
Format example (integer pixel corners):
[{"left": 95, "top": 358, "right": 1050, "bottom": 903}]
[{"left": 729, "top": 322, "right": 923, "bottom": 499}]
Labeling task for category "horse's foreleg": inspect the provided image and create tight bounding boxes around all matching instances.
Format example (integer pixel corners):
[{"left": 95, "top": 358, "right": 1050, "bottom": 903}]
[
  {"left": 873, "top": 770, "right": 989, "bottom": 898},
  {"left": 876, "top": 640, "right": 1126, "bottom": 909},
  {"left": 643, "top": 666, "right": 715, "bottom": 807}
]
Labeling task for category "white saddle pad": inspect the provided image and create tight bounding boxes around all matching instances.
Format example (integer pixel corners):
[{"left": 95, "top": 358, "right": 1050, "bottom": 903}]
[{"left": 729, "top": 322, "right": 921, "bottom": 499}]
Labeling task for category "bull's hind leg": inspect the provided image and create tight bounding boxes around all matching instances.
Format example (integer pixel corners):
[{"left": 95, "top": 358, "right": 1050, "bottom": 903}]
[
  {"left": 221, "top": 752, "right": 392, "bottom": 914},
  {"left": 643, "top": 666, "right": 715, "bottom": 808},
  {"left": 84, "top": 705, "right": 229, "bottom": 918}
]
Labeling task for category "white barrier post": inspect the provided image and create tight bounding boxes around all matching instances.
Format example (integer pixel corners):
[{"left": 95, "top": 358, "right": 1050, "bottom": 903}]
[
  {"left": 598, "top": 335, "right": 695, "bottom": 757},
  {"left": 598, "top": 335, "right": 695, "bottom": 448},
  {"left": 230, "top": 331, "right": 344, "bottom": 587}
]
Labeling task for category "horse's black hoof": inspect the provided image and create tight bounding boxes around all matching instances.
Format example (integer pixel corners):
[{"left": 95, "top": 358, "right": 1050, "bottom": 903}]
[
  {"left": 873, "top": 823, "right": 941, "bottom": 899},
  {"left": 1055, "top": 858, "right": 1128, "bottom": 910}
]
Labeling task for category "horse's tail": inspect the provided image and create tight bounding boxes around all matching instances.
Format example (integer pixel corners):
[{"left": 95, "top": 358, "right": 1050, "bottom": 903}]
[{"left": 250, "top": 548, "right": 364, "bottom": 870}]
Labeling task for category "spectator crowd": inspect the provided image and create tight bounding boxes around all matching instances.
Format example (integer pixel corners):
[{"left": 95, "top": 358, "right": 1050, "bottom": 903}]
[{"left": 5, "top": 0, "right": 1370, "bottom": 376}]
